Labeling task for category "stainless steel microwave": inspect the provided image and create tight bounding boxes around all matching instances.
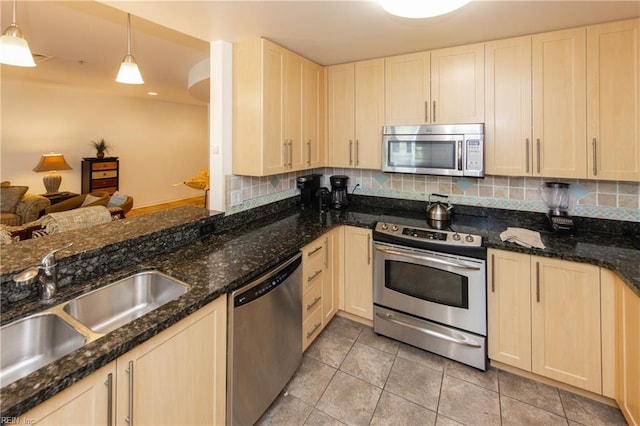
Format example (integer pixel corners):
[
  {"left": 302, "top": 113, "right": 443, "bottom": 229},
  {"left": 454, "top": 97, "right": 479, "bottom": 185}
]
[{"left": 382, "top": 124, "right": 484, "bottom": 177}]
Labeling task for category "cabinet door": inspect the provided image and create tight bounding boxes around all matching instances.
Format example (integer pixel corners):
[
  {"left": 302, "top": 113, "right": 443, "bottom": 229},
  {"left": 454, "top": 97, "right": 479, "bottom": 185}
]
[
  {"left": 24, "top": 362, "right": 115, "bottom": 425},
  {"left": 532, "top": 28, "right": 587, "bottom": 178},
  {"left": 303, "top": 60, "right": 324, "bottom": 169},
  {"left": 285, "top": 50, "right": 305, "bottom": 171},
  {"left": 354, "top": 58, "right": 385, "bottom": 169},
  {"left": 262, "top": 41, "right": 287, "bottom": 175},
  {"left": 618, "top": 280, "right": 640, "bottom": 426},
  {"left": 343, "top": 226, "right": 373, "bottom": 320},
  {"left": 485, "top": 36, "right": 533, "bottom": 176},
  {"left": 431, "top": 43, "right": 485, "bottom": 124},
  {"left": 487, "top": 249, "right": 532, "bottom": 371},
  {"left": 116, "top": 296, "right": 227, "bottom": 426},
  {"left": 587, "top": 18, "right": 640, "bottom": 181},
  {"left": 531, "top": 256, "right": 601, "bottom": 393},
  {"left": 323, "top": 229, "right": 340, "bottom": 324},
  {"left": 385, "top": 52, "right": 431, "bottom": 125},
  {"left": 327, "top": 63, "right": 355, "bottom": 167}
]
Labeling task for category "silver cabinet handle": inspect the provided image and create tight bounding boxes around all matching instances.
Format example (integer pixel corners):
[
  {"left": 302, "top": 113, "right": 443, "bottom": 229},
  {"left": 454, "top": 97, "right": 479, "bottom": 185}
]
[
  {"left": 349, "top": 140, "right": 353, "bottom": 165},
  {"left": 307, "top": 139, "right": 311, "bottom": 166},
  {"left": 491, "top": 254, "right": 495, "bottom": 293},
  {"left": 306, "top": 296, "right": 322, "bottom": 311},
  {"left": 525, "top": 138, "right": 530, "bottom": 173},
  {"left": 105, "top": 372, "right": 113, "bottom": 426},
  {"left": 432, "top": 100, "right": 436, "bottom": 122},
  {"left": 376, "top": 312, "right": 481, "bottom": 348},
  {"left": 126, "top": 361, "right": 134, "bottom": 424},
  {"left": 592, "top": 138, "right": 598, "bottom": 176},
  {"left": 324, "top": 237, "right": 329, "bottom": 268},
  {"left": 425, "top": 100, "right": 429, "bottom": 122},
  {"left": 375, "top": 245, "right": 481, "bottom": 270},
  {"left": 367, "top": 234, "right": 371, "bottom": 265},
  {"left": 307, "top": 269, "right": 322, "bottom": 282},
  {"left": 283, "top": 140, "right": 289, "bottom": 167},
  {"left": 535, "top": 262, "right": 540, "bottom": 303},
  {"left": 289, "top": 141, "right": 293, "bottom": 167},
  {"left": 356, "top": 140, "right": 360, "bottom": 166},
  {"left": 308, "top": 245, "right": 323, "bottom": 256},
  {"left": 306, "top": 322, "right": 322, "bottom": 338},
  {"left": 536, "top": 138, "right": 541, "bottom": 174}
]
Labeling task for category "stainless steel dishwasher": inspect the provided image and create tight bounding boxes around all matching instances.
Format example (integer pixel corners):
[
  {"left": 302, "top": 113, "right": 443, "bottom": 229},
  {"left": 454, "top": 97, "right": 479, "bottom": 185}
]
[{"left": 227, "top": 253, "right": 302, "bottom": 426}]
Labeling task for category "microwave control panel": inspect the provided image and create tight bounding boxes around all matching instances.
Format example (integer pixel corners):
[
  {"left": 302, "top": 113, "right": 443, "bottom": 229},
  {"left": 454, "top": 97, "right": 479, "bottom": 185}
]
[{"left": 466, "top": 139, "right": 483, "bottom": 171}]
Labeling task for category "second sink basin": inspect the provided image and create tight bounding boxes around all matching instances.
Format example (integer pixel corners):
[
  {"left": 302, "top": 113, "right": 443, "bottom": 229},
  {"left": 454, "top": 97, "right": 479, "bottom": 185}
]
[{"left": 63, "top": 271, "right": 190, "bottom": 334}]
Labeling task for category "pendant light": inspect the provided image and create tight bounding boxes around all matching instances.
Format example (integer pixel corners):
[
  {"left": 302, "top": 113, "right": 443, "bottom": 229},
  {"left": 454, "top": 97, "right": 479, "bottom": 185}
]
[
  {"left": 379, "top": 0, "right": 472, "bottom": 19},
  {"left": 0, "top": 0, "right": 36, "bottom": 67},
  {"left": 116, "top": 13, "right": 143, "bottom": 84}
]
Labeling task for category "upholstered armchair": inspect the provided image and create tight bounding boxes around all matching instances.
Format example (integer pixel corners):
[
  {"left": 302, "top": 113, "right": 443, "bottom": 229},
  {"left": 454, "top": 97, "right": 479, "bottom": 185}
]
[{"left": 0, "top": 185, "right": 51, "bottom": 226}]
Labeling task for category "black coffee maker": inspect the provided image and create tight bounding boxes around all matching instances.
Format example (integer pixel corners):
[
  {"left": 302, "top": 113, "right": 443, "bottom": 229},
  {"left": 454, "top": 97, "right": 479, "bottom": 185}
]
[
  {"left": 296, "top": 174, "right": 321, "bottom": 209},
  {"left": 330, "top": 175, "right": 349, "bottom": 210}
]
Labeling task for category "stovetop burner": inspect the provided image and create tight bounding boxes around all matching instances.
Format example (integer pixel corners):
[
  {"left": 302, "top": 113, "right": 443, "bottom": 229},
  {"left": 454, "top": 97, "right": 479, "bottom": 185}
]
[{"left": 373, "top": 221, "right": 486, "bottom": 259}]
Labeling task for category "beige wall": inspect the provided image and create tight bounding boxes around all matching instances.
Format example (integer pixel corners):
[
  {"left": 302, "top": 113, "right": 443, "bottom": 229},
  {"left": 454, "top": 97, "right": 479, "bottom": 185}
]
[{"left": 1, "top": 79, "right": 209, "bottom": 208}]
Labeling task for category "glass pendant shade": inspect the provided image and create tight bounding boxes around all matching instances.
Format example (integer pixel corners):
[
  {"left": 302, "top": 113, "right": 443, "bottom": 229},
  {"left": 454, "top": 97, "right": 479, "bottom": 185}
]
[
  {"left": 379, "top": 0, "right": 472, "bottom": 18},
  {"left": 116, "top": 54, "right": 144, "bottom": 84},
  {"left": 0, "top": 0, "right": 35, "bottom": 67}
]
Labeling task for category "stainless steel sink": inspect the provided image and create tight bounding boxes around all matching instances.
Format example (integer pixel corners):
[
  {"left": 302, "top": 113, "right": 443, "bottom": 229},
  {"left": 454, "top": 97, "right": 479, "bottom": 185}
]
[
  {"left": 63, "top": 271, "right": 190, "bottom": 334},
  {"left": 0, "top": 313, "right": 86, "bottom": 387}
]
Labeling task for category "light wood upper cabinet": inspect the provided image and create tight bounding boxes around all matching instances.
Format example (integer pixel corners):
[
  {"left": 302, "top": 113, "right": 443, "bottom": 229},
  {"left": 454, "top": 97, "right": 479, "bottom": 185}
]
[
  {"left": 233, "top": 38, "right": 323, "bottom": 176},
  {"left": 385, "top": 52, "right": 431, "bottom": 125},
  {"left": 587, "top": 18, "right": 640, "bottom": 181},
  {"left": 327, "top": 59, "right": 384, "bottom": 169},
  {"left": 23, "top": 362, "right": 116, "bottom": 425},
  {"left": 343, "top": 226, "right": 373, "bottom": 320},
  {"left": 431, "top": 43, "right": 485, "bottom": 124},
  {"left": 531, "top": 256, "right": 602, "bottom": 394},
  {"left": 532, "top": 27, "right": 587, "bottom": 178},
  {"left": 303, "top": 60, "right": 325, "bottom": 168},
  {"left": 485, "top": 36, "right": 533, "bottom": 176},
  {"left": 487, "top": 249, "right": 532, "bottom": 371},
  {"left": 116, "top": 296, "right": 227, "bottom": 426}
]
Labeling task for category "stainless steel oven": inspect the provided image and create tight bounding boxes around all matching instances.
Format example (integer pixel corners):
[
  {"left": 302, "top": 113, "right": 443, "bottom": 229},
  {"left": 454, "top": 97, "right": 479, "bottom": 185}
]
[{"left": 373, "top": 222, "right": 487, "bottom": 370}]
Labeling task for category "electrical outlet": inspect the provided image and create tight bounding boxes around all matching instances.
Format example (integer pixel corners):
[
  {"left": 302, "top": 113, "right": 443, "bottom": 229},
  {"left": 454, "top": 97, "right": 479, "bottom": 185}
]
[{"left": 230, "top": 190, "right": 242, "bottom": 206}]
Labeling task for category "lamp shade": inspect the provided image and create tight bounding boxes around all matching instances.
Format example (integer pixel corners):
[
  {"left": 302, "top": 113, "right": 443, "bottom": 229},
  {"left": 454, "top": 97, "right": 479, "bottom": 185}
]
[
  {"left": 379, "top": 0, "right": 472, "bottom": 18},
  {"left": 0, "top": 0, "right": 36, "bottom": 67},
  {"left": 33, "top": 154, "right": 72, "bottom": 194},
  {"left": 116, "top": 54, "right": 144, "bottom": 84},
  {"left": 33, "top": 154, "right": 72, "bottom": 172}
]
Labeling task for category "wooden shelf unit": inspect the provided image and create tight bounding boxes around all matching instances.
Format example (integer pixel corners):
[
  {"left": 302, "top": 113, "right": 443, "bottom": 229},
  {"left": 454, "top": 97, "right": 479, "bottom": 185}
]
[{"left": 81, "top": 157, "right": 119, "bottom": 194}]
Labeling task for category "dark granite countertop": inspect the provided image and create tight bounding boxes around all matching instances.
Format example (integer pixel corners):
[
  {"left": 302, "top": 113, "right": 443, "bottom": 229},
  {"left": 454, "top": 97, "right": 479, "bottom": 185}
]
[{"left": 1, "top": 197, "right": 638, "bottom": 418}]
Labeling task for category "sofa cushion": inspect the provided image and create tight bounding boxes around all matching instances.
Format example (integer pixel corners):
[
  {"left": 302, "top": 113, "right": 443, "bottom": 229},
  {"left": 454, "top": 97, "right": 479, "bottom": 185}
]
[
  {"left": 0, "top": 212, "right": 22, "bottom": 226},
  {"left": 107, "top": 191, "right": 128, "bottom": 207},
  {"left": 81, "top": 193, "right": 103, "bottom": 207},
  {"left": 1, "top": 186, "right": 28, "bottom": 213}
]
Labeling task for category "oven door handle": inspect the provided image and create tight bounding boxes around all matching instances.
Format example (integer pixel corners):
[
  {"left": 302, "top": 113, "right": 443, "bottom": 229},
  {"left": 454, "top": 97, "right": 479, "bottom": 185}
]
[
  {"left": 376, "top": 312, "right": 482, "bottom": 348},
  {"left": 375, "top": 246, "right": 481, "bottom": 270}
]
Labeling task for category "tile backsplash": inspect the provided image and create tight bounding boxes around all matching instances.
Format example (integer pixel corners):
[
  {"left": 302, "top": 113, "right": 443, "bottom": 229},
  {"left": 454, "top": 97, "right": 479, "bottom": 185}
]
[{"left": 226, "top": 168, "right": 640, "bottom": 222}]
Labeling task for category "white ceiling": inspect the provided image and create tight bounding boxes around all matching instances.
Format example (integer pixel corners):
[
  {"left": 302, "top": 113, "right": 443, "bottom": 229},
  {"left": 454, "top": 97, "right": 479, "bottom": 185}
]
[{"left": 2, "top": 1, "right": 639, "bottom": 106}]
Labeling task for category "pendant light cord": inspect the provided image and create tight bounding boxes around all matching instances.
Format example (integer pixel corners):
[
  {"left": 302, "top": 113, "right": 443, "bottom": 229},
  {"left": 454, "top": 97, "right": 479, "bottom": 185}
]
[
  {"left": 126, "top": 13, "right": 132, "bottom": 54},
  {"left": 11, "top": 0, "right": 17, "bottom": 25}
]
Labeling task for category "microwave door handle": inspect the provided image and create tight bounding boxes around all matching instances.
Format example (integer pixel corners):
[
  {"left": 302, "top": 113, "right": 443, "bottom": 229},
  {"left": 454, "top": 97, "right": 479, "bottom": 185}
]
[
  {"left": 457, "top": 140, "right": 463, "bottom": 170},
  {"left": 375, "top": 246, "right": 481, "bottom": 270}
]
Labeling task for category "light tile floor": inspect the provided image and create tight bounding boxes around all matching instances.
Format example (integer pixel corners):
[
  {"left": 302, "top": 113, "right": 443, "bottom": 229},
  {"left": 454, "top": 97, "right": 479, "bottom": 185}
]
[{"left": 257, "top": 316, "right": 627, "bottom": 426}]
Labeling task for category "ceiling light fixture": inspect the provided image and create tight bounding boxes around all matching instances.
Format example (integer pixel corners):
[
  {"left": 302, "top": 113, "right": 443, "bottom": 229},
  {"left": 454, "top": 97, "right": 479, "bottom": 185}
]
[
  {"left": 379, "top": 0, "right": 472, "bottom": 19},
  {"left": 0, "top": 0, "right": 36, "bottom": 67},
  {"left": 116, "top": 13, "right": 144, "bottom": 84}
]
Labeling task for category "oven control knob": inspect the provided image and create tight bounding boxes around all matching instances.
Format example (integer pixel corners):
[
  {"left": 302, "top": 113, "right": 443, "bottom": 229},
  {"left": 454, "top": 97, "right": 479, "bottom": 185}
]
[
  {"left": 380, "top": 223, "right": 388, "bottom": 230},
  {"left": 391, "top": 225, "right": 399, "bottom": 232},
  {"left": 452, "top": 232, "right": 461, "bottom": 241},
  {"left": 465, "top": 234, "right": 475, "bottom": 243}
]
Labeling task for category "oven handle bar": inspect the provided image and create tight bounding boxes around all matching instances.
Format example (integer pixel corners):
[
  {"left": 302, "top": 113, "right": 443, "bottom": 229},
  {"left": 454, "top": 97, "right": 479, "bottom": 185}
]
[
  {"left": 375, "top": 245, "right": 481, "bottom": 270},
  {"left": 376, "top": 312, "right": 482, "bottom": 348}
]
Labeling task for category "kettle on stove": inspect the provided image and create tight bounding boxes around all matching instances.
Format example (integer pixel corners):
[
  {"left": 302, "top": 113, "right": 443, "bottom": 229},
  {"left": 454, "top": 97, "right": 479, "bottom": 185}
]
[{"left": 426, "top": 194, "right": 454, "bottom": 229}]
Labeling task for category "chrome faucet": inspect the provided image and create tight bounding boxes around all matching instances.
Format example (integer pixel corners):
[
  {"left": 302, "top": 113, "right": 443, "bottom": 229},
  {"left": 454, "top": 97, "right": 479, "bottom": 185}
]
[{"left": 13, "top": 242, "right": 73, "bottom": 302}]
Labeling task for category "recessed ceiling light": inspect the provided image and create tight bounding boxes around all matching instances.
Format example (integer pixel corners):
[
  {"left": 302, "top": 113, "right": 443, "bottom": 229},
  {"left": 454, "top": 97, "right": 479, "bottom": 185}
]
[
  {"left": 379, "top": 0, "right": 472, "bottom": 19},
  {"left": 147, "top": 92, "right": 158, "bottom": 96}
]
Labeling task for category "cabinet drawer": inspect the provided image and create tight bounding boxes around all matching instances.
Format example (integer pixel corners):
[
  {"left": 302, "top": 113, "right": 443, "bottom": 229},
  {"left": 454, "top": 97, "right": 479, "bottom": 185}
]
[
  {"left": 91, "top": 178, "right": 118, "bottom": 189},
  {"left": 303, "top": 281, "right": 322, "bottom": 321},
  {"left": 303, "top": 265, "right": 324, "bottom": 293},
  {"left": 302, "top": 305, "right": 323, "bottom": 351},
  {"left": 303, "top": 242, "right": 326, "bottom": 263},
  {"left": 92, "top": 162, "right": 118, "bottom": 171},
  {"left": 92, "top": 170, "right": 118, "bottom": 179}
]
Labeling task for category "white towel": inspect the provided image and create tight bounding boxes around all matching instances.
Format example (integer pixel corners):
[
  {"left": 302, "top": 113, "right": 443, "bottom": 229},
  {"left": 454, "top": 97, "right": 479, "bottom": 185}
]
[{"left": 499, "top": 227, "right": 546, "bottom": 249}]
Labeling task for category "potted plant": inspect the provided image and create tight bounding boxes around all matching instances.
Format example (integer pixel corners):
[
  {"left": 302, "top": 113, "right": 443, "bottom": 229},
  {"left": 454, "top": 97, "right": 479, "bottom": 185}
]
[{"left": 90, "top": 138, "right": 111, "bottom": 159}]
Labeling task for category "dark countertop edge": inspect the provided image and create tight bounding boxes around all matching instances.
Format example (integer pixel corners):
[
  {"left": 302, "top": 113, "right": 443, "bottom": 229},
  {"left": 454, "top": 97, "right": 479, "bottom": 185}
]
[{"left": 1, "top": 195, "right": 638, "bottom": 417}]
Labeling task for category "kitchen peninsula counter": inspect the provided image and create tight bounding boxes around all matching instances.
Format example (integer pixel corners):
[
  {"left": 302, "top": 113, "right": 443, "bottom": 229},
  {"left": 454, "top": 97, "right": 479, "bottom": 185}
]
[{"left": 1, "top": 197, "right": 638, "bottom": 417}]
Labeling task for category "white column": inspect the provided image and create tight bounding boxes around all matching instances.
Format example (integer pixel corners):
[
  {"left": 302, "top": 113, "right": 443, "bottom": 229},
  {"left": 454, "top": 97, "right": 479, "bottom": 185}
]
[{"left": 209, "top": 40, "right": 233, "bottom": 212}]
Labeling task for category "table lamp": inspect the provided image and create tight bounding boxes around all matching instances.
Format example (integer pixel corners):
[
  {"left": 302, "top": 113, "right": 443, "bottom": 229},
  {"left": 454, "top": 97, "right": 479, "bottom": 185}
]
[{"left": 33, "top": 153, "right": 72, "bottom": 194}]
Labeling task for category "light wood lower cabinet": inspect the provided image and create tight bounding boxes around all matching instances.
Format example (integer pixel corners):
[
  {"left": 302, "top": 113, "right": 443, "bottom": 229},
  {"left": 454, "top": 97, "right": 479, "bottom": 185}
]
[
  {"left": 617, "top": 275, "right": 640, "bottom": 425},
  {"left": 23, "top": 362, "right": 116, "bottom": 425},
  {"left": 116, "top": 296, "right": 227, "bottom": 425},
  {"left": 343, "top": 226, "right": 373, "bottom": 321},
  {"left": 488, "top": 249, "right": 606, "bottom": 394}
]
